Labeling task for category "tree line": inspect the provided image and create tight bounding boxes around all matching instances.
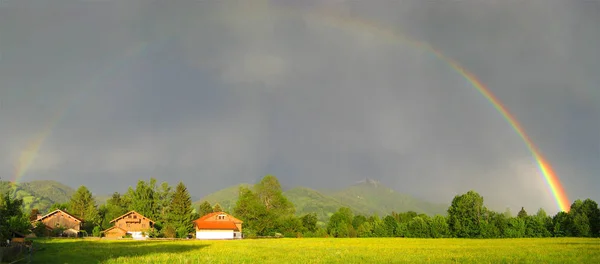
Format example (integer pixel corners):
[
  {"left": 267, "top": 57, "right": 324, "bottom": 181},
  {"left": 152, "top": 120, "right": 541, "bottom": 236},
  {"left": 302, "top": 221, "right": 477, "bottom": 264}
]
[{"left": 1, "top": 175, "right": 599, "bottom": 241}]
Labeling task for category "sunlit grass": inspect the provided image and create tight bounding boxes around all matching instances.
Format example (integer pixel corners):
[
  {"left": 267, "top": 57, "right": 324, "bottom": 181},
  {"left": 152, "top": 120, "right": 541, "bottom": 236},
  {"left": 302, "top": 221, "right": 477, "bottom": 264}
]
[{"left": 31, "top": 237, "right": 600, "bottom": 264}]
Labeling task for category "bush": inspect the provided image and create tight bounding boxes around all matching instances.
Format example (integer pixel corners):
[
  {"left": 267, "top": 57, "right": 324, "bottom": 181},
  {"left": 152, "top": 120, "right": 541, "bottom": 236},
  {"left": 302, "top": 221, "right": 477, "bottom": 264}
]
[
  {"left": 92, "top": 226, "right": 102, "bottom": 237},
  {"left": 32, "top": 221, "right": 48, "bottom": 237},
  {"left": 243, "top": 229, "right": 257, "bottom": 239},
  {"left": 162, "top": 226, "right": 176, "bottom": 238}
]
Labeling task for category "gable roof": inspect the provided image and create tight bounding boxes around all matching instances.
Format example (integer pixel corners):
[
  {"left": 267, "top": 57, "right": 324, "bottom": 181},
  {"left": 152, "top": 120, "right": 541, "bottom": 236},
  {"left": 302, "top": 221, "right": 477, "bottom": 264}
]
[
  {"left": 110, "top": 210, "right": 155, "bottom": 224},
  {"left": 102, "top": 226, "right": 127, "bottom": 233},
  {"left": 194, "top": 212, "right": 243, "bottom": 231},
  {"left": 196, "top": 212, "right": 243, "bottom": 223},
  {"left": 197, "top": 221, "right": 240, "bottom": 230},
  {"left": 35, "top": 209, "right": 83, "bottom": 223}
]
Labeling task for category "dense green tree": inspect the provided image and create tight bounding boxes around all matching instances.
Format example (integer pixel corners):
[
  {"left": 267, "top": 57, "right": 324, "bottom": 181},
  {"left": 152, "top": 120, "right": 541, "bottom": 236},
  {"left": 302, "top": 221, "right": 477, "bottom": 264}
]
[
  {"left": 49, "top": 202, "right": 69, "bottom": 212},
  {"left": 300, "top": 213, "right": 318, "bottom": 233},
  {"left": 383, "top": 215, "right": 398, "bottom": 237},
  {"left": 569, "top": 199, "right": 600, "bottom": 237},
  {"left": 277, "top": 215, "right": 304, "bottom": 237},
  {"left": 393, "top": 211, "right": 418, "bottom": 224},
  {"left": 233, "top": 186, "right": 269, "bottom": 236},
  {"left": 69, "top": 185, "right": 99, "bottom": 232},
  {"left": 525, "top": 209, "right": 551, "bottom": 237},
  {"left": 504, "top": 217, "right": 526, "bottom": 238},
  {"left": 157, "top": 182, "right": 173, "bottom": 221},
  {"left": 552, "top": 211, "right": 572, "bottom": 237},
  {"left": 517, "top": 207, "right": 528, "bottom": 218},
  {"left": 254, "top": 175, "right": 295, "bottom": 215},
  {"left": 99, "top": 192, "right": 129, "bottom": 229},
  {"left": 357, "top": 221, "right": 373, "bottom": 237},
  {"left": 407, "top": 216, "right": 429, "bottom": 238},
  {"left": 0, "top": 192, "right": 31, "bottom": 241},
  {"left": 429, "top": 215, "right": 450, "bottom": 238},
  {"left": 447, "top": 190, "right": 485, "bottom": 238},
  {"left": 352, "top": 215, "right": 367, "bottom": 230},
  {"left": 167, "top": 182, "right": 194, "bottom": 238},
  {"left": 198, "top": 201, "right": 213, "bottom": 217},
  {"left": 327, "top": 207, "right": 354, "bottom": 237},
  {"left": 126, "top": 179, "right": 159, "bottom": 220}
]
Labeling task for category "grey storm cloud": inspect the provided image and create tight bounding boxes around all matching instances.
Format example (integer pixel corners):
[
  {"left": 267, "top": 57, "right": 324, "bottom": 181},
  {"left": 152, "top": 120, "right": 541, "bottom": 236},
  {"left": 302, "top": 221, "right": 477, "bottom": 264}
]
[{"left": 1, "top": 0, "right": 598, "bottom": 214}]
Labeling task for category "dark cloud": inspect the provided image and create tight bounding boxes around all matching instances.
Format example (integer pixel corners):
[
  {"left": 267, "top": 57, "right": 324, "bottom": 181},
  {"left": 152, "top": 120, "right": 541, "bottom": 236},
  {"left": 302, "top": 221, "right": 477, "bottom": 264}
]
[{"left": 1, "top": 0, "right": 598, "bottom": 214}]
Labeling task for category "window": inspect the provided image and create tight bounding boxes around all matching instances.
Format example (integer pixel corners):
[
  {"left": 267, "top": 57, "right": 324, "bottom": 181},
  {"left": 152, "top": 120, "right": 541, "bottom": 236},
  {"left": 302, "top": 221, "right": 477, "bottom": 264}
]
[
  {"left": 126, "top": 223, "right": 131, "bottom": 228},
  {"left": 133, "top": 215, "right": 137, "bottom": 219},
  {"left": 218, "top": 215, "right": 226, "bottom": 220}
]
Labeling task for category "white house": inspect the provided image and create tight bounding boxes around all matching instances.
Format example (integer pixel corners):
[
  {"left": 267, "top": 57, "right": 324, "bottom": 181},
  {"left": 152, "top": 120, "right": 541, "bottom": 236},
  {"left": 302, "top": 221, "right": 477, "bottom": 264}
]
[{"left": 194, "top": 211, "right": 243, "bottom": 240}]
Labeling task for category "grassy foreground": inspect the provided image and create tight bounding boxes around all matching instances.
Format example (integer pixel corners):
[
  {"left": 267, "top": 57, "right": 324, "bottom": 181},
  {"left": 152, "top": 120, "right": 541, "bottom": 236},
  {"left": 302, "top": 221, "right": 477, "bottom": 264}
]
[{"left": 30, "top": 237, "right": 600, "bottom": 264}]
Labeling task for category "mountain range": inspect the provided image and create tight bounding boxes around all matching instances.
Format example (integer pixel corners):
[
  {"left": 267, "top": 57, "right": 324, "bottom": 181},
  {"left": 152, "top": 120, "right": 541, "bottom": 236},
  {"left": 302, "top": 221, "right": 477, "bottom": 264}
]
[
  {"left": 1, "top": 179, "right": 449, "bottom": 222},
  {"left": 192, "top": 178, "right": 449, "bottom": 223}
]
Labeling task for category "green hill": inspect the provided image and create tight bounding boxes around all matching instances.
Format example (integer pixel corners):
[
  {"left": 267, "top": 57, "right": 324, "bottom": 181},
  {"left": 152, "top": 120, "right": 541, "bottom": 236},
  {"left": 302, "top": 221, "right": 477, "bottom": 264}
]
[
  {"left": 193, "top": 179, "right": 448, "bottom": 223},
  {"left": 192, "top": 183, "right": 253, "bottom": 213},
  {"left": 0, "top": 180, "right": 76, "bottom": 213},
  {"left": 0, "top": 180, "right": 111, "bottom": 214},
  {"left": 323, "top": 179, "right": 448, "bottom": 217}
]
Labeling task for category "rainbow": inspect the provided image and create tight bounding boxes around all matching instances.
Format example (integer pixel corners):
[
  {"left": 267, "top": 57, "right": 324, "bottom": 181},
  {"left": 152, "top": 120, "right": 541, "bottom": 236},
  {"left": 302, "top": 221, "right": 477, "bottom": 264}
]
[
  {"left": 300, "top": 7, "right": 571, "bottom": 212},
  {"left": 11, "top": 3, "right": 571, "bottom": 212},
  {"left": 11, "top": 41, "right": 150, "bottom": 185}
]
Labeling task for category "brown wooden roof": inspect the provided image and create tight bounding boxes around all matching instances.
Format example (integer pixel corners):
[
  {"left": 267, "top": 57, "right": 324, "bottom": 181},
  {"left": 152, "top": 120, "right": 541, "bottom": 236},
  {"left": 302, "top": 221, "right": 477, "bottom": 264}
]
[
  {"left": 102, "top": 226, "right": 128, "bottom": 233},
  {"left": 109, "top": 210, "right": 155, "bottom": 224},
  {"left": 35, "top": 209, "right": 83, "bottom": 223}
]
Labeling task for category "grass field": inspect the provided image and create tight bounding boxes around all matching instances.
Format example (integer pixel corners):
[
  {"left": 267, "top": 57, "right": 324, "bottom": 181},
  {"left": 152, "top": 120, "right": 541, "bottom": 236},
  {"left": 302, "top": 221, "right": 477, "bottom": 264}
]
[{"left": 28, "top": 237, "right": 600, "bottom": 264}]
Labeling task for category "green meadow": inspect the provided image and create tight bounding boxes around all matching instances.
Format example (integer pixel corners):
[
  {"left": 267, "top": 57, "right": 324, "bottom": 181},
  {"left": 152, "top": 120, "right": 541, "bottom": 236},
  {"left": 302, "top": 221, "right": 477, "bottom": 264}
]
[{"left": 29, "top": 237, "right": 600, "bottom": 264}]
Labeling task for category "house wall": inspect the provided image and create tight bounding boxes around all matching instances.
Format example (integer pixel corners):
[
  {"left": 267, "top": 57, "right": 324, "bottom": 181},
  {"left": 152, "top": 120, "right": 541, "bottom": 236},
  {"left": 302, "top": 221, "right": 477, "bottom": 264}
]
[
  {"left": 114, "top": 212, "right": 153, "bottom": 232},
  {"left": 41, "top": 212, "right": 81, "bottom": 231},
  {"left": 196, "top": 230, "right": 234, "bottom": 240}
]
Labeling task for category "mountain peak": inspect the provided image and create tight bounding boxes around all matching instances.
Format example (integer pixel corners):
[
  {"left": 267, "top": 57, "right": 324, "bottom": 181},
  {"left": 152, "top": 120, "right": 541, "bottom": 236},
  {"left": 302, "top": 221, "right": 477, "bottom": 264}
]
[{"left": 354, "top": 178, "right": 381, "bottom": 188}]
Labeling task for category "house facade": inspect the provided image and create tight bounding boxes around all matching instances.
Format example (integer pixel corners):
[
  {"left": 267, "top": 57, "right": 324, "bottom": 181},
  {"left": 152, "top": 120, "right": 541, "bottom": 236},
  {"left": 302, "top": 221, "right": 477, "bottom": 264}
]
[
  {"left": 104, "top": 211, "right": 154, "bottom": 239},
  {"left": 194, "top": 212, "right": 243, "bottom": 240},
  {"left": 33, "top": 209, "right": 83, "bottom": 237}
]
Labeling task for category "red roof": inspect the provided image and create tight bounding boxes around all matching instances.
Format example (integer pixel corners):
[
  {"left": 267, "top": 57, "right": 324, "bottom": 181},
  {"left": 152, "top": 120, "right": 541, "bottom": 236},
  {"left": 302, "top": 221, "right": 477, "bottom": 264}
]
[
  {"left": 194, "top": 212, "right": 243, "bottom": 231},
  {"left": 196, "top": 221, "right": 239, "bottom": 230},
  {"left": 197, "top": 212, "right": 243, "bottom": 223}
]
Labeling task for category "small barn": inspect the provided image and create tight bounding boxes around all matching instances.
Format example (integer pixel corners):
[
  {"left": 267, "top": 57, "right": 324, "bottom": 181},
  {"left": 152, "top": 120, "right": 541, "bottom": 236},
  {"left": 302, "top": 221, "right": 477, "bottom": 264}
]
[
  {"left": 194, "top": 212, "right": 243, "bottom": 240},
  {"left": 32, "top": 209, "right": 83, "bottom": 237},
  {"left": 104, "top": 211, "right": 155, "bottom": 239}
]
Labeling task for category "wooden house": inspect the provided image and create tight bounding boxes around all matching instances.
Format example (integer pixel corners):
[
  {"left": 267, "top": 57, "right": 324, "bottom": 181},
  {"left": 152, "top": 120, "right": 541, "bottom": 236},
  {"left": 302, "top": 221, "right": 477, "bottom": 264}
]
[
  {"left": 32, "top": 209, "right": 83, "bottom": 237},
  {"left": 193, "top": 212, "right": 243, "bottom": 240},
  {"left": 103, "top": 211, "right": 155, "bottom": 239}
]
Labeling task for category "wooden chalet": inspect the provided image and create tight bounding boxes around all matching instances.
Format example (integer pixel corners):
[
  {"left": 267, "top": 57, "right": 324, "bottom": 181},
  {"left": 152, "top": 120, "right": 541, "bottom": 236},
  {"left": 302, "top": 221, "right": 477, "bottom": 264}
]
[
  {"left": 194, "top": 212, "right": 243, "bottom": 240},
  {"left": 32, "top": 209, "right": 83, "bottom": 237},
  {"left": 103, "top": 211, "right": 155, "bottom": 239}
]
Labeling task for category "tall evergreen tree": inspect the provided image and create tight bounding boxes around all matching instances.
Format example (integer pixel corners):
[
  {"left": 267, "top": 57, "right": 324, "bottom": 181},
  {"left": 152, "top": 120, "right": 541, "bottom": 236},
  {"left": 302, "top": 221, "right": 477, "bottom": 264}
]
[
  {"left": 69, "top": 186, "right": 98, "bottom": 222},
  {"left": 127, "top": 179, "right": 159, "bottom": 220},
  {"left": 517, "top": 207, "right": 528, "bottom": 218},
  {"left": 213, "top": 203, "right": 223, "bottom": 213},
  {"left": 99, "top": 192, "right": 129, "bottom": 229},
  {"left": 198, "top": 201, "right": 213, "bottom": 217},
  {"left": 167, "top": 182, "right": 194, "bottom": 238}
]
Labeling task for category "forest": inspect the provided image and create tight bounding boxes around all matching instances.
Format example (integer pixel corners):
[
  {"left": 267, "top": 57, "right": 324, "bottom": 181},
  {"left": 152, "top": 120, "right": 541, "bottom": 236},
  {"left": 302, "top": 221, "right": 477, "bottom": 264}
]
[{"left": 1, "top": 175, "right": 599, "bottom": 242}]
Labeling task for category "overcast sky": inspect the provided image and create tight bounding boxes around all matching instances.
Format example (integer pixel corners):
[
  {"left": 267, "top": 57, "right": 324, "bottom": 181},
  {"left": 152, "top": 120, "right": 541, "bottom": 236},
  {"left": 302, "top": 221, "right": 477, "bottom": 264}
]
[{"left": 1, "top": 0, "right": 598, "bottom": 214}]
